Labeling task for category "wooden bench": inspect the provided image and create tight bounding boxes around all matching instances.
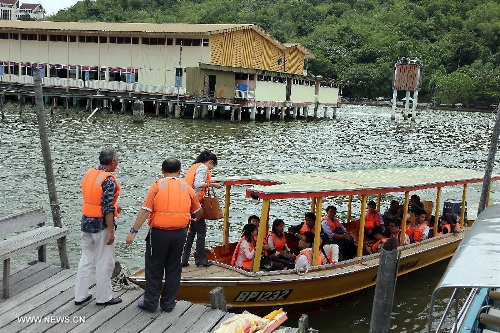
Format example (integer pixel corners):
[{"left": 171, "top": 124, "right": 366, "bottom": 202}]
[{"left": 0, "top": 207, "right": 69, "bottom": 298}]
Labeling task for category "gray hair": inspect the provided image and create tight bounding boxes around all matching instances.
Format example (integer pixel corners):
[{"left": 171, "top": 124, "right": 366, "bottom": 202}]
[{"left": 99, "top": 148, "right": 118, "bottom": 165}]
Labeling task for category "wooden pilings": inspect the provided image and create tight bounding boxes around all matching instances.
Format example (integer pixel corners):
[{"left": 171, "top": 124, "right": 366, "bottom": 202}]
[{"left": 132, "top": 100, "right": 145, "bottom": 123}]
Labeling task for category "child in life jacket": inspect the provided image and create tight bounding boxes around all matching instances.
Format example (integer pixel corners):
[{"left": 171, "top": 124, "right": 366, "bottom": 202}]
[
  {"left": 231, "top": 224, "right": 257, "bottom": 271},
  {"left": 365, "top": 226, "right": 388, "bottom": 254}
]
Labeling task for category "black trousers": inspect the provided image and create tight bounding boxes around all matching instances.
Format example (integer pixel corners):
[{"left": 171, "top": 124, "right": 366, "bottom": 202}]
[{"left": 143, "top": 227, "right": 187, "bottom": 311}]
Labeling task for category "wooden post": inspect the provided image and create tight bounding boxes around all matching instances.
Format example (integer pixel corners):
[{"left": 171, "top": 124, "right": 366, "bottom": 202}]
[
  {"left": 401, "top": 191, "right": 410, "bottom": 237},
  {"left": 434, "top": 187, "right": 442, "bottom": 232},
  {"left": 109, "top": 99, "right": 113, "bottom": 113},
  {"left": 298, "top": 314, "right": 309, "bottom": 333},
  {"left": 369, "top": 239, "right": 398, "bottom": 333},
  {"left": 33, "top": 66, "right": 69, "bottom": 269},
  {"left": 121, "top": 99, "right": 125, "bottom": 113},
  {"left": 479, "top": 103, "right": 500, "bottom": 215},
  {"left": 50, "top": 97, "right": 55, "bottom": 115},
  {"left": 223, "top": 185, "right": 231, "bottom": 250},
  {"left": 0, "top": 92, "right": 4, "bottom": 120},
  {"left": 209, "top": 287, "right": 227, "bottom": 311},
  {"left": 280, "top": 106, "right": 285, "bottom": 120},
  {"left": 19, "top": 95, "right": 23, "bottom": 116},
  {"left": 253, "top": 199, "right": 270, "bottom": 272},
  {"left": 238, "top": 107, "right": 242, "bottom": 121},
  {"left": 304, "top": 106, "right": 308, "bottom": 120},
  {"left": 65, "top": 97, "right": 69, "bottom": 117},
  {"left": 332, "top": 107, "right": 337, "bottom": 120},
  {"left": 230, "top": 107, "right": 235, "bottom": 121},
  {"left": 155, "top": 101, "right": 160, "bottom": 116},
  {"left": 175, "top": 104, "right": 181, "bottom": 118}
]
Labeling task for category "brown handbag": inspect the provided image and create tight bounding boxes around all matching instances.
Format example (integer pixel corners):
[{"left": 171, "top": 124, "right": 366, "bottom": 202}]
[{"left": 200, "top": 187, "right": 223, "bottom": 220}]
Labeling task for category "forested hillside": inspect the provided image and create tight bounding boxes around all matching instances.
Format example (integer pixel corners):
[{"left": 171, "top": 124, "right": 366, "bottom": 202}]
[{"left": 50, "top": 0, "right": 500, "bottom": 106}]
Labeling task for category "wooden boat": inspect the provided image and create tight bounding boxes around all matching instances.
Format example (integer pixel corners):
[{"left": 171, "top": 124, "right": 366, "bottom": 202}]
[
  {"left": 428, "top": 202, "right": 500, "bottom": 332},
  {"left": 129, "top": 167, "right": 500, "bottom": 313}
]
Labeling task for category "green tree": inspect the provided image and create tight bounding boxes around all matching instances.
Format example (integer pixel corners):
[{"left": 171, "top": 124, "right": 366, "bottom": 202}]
[{"left": 434, "top": 72, "right": 475, "bottom": 105}]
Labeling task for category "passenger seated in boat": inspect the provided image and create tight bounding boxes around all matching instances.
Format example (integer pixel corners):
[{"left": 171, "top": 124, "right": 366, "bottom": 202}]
[
  {"left": 436, "top": 214, "right": 452, "bottom": 236},
  {"left": 247, "top": 214, "right": 260, "bottom": 243},
  {"left": 409, "top": 194, "right": 425, "bottom": 214},
  {"left": 365, "top": 200, "right": 383, "bottom": 237},
  {"left": 294, "top": 231, "right": 325, "bottom": 271},
  {"left": 365, "top": 226, "right": 388, "bottom": 254},
  {"left": 389, "top": 220, "right": 410, "bottom": 246},
  {"left": 263, "top": 219, "right": 295, "bottom": 270},
  {"left": 288, "top": 212, "right": 316, "bottom": 238},
  {"left": 450, "top": 213, "right": 462, "bottom": 233},
  {"left": 321, "top": 205, "right": 356, "bottom": 261},
  {"left": 383, "top": 200, "right": 402, "bottom": 228},
  {"left": 407, "top": 209, "right": 429, "bottom": 242},
  {"left": 231, "top": 223, "right": 257, "bottom": 271}
]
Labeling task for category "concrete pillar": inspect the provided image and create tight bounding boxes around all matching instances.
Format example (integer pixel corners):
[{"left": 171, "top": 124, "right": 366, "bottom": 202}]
[
  {"left": 280, "top": 106, "right": 285, "bottom": 120},
  {"left": 411, "top": 90, "right": 419, "bottom": 122},
  {"left": 292, "top": 107, "right": 297, "bottom": 119},
  {"left": 132, "top": 100, "right": 145, "bottom": 123},
  {"left": 201, "top": 104, "right": 208, "bottom": 118},
  {"left": 174, "top": 104, "right": 181, "bottom": 118},
  {"left": 404, "top": 90, "right": 411, "bottom": 119},
  {"left": 211, "top": 105, "right": 215, "bottom": 118},
  {"left": 391, "top": 89, "right": 397, "bottom": 120},
  {"left": 324, "top": 106, "right": 328, "bottom": 118},
  {"left": 304, "top": 106, "right": 309, "bottom": 120},
  {"left": 155, "top": 101, "right": 160, "bottom": 116},
  {"left": 120, "top": 99, "right": 125, "bottom": 113},
  {"left": 250, "top": 106, "right": 256, "bottom": 120},
  {"left": 230, "top": 107, "right": 235, "bottom": 121},
  {"left": 332, "top": 107, "right": 337, "bottom": 120},
  {"left": 65, "top": 97, "right": 69, "bottom": 117},
  {"left": 313, "top": 104, "right": 318, "bottom": 118},
  {"left": 109, "top": 99, "right": 113, "bottom": 113},
  {"left": 238, "top": 107, "right": 242, "bottom": 121},
  {"left": 265, "top": 107, "right": 271, "bottom": 120}
]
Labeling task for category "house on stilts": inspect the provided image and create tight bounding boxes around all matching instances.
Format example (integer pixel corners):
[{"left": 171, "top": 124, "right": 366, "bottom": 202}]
[{"left": 0, "top": 20, "right": 341, "bottom": 120}]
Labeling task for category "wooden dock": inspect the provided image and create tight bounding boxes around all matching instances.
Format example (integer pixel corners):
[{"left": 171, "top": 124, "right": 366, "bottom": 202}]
[{"left": 0, "top": 262, "right": 301, "bottom": 333}]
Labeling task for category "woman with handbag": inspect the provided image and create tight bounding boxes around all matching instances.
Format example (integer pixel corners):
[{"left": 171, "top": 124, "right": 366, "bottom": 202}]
[{"left": 182, "top": 150, "right": 223, "bottom": 268}]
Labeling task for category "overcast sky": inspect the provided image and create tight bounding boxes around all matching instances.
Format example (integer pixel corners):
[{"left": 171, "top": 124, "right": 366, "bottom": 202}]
[{"left": 39, "top": 0, "right": 80, "bottom": 15}]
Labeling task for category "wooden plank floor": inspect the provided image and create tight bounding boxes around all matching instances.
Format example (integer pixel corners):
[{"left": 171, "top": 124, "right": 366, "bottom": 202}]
[{"left": 0, "top": 263, "right": 299, "bottom": 333}]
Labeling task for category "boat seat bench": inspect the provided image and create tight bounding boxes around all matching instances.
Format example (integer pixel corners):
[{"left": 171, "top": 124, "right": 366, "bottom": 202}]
[{"left": 0, "top": 207, "right": 69, "bottom": 298}]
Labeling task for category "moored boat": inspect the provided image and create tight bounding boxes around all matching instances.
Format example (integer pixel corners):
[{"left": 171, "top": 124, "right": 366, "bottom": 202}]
[
  {"left": 129, "top": 167, "right": 500, "bottom": 313},
  {"left": 428, "top": 202, "right": 500, "bottom": 332}
]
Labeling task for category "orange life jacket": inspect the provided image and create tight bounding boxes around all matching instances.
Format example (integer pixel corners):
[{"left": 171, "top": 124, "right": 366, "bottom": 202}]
[
  {"left": 406, "top": 222, "right": 416, "bottom": 238},
  {"left": 148, "top": 178, "right": 192, "bottom": 230},
  {"left": 81, "top": 168, "right": 121, "bottom": 218},
  {"left": 294, "top": 248, "right": 325, "bottom": 266},
  {"left": 299, "top": 222, "right": 315, "bottom": 235},
  {"left": 185, "top": 163, "right": 212, "bottom": 201},
  {"left": 370, "top": 237, "right": 388, "bottom": 253},
  {"left": 391, "top": 229, "right": 409, "bottom": 246},
  {"left": 364, "top": 210, "right": 381, "bottom": 231},
  {"left": 437, "top": 224, "right": 451, "bottom": 236},
  {"left": 231, "top": 237, "right": 254, "bottom": 270},
  {"left": 413, "top": 223, "right": 428, "bottom": 242},
  {"left": 264, "top": 232, "right": 287, "bottom": 255},
  {"left": 322, "top": 216, "right": 342, "bottom": 232}
]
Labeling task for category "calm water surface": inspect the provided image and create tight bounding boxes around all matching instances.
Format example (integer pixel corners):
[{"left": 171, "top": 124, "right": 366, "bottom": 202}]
[{"left": 1, "top": 104, "right": 498, "bottom": 332}]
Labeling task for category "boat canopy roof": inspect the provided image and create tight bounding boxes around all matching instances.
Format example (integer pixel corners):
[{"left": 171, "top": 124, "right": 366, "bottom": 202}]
[
  {"left": 221, "top": 167, "right": 500, "bottom": 200},
  {"left": 433, "top": 202, "right": 500, "bottom": 290}
]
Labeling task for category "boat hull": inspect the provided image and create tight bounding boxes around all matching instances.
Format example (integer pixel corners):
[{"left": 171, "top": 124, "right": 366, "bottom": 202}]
[{"left": 129, "top": 234, "right": 462, "bottom": 313}]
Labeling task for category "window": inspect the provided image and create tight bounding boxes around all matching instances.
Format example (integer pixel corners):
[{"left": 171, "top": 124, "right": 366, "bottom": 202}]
[
  {"left": 79, "top": 36, "right": 98, "bottom": 43},
  {"left": 49, "top": 35, "right": 67, "bottom": 42},
  {"left": 10, "top": 33, "right": 19, "bottom": 40},
  {"left": 202, "top": 39, "right": 209, "bottom": 47},
  {"left": 176, "top": 38, "right": 202, "bottom": 46},
  {"left": 132, "top": 37, "right": 139, "bottom": 44},
  {"left": 38, "top": 34, "right": 47, "bottom": 41},
  {"left": 69, "top": 36, "right": 76, "bottom": 42},
  {"left": 166, "top": 38, "right": 173, "bottom": 45},
  {"left": 99, "top": 36, "right": 107, "bottom": 44},
  {"left": 0, "top": 33, "right": 8, "bottom": 39},
  {"left": 21, "top": 34, "right": 36, "bottom": 40},
  {"left": 110, "top": 37, "right": 116, "bottom": 43}
]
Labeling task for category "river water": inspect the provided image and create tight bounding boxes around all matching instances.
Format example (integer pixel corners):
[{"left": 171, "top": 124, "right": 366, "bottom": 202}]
[{"left": 1, "top": 104, "right": 498, "bottom": 332}]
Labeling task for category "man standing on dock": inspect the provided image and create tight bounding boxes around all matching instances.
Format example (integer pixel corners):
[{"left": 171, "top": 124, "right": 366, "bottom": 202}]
[
  {"left": 126, "top": 158, "right": 202, "bottom": 312},
  {"left": 74, "top": 148, "right": 123, "bottom": 306}
]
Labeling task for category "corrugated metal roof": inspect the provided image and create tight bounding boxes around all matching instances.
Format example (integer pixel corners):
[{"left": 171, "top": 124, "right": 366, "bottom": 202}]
[
  {"left": 221, "top": 167, "right": 498, "bottom": 199},
  {"left": 433, "top": 202, "right": 500, "bottom": 289},
  {"left": 0, "top": 21, "right": 295, "bottom": 51}
]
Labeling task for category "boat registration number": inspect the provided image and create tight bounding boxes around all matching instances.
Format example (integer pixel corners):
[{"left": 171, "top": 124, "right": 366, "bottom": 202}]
[{"left": 234, "top": 290, "right": 292, "bottom": 302}]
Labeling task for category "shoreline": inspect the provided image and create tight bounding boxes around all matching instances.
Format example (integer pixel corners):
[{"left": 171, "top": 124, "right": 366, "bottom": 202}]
[{"left": 341, "top": 101, "right": 498, "bottom": 113}]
